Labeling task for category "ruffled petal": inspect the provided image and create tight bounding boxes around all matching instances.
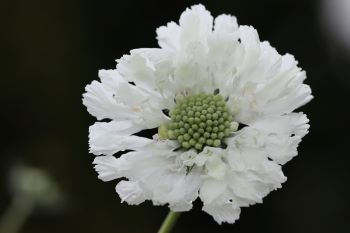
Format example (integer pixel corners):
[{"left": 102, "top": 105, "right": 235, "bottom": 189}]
[
  {"left": 89, "top": 121, "right": 151, "bottom": 156},
  {"left": 83, "top": 69, "right": 168, "bottom": 128},
  {"left": 214, "top": 14, "right": 238, "bottom": 33},
  {"left": 82, "top": 70, "right": 129, "bottom": 121},
  {"left": 168, "top": 168, "right": 201, "bottom": 211},
  {"left": 173, "top": 5, "right": 214, "bottom": 93},
  {"left": 157, "top": 4, "right": 213, "bottom": 53},
  {"left": 251, "top": 113, "right": 310, "bottom": 164},
  {"left": 157, "top": 22, "right": 181, "bottom": 50},
  {"left": 199, "top": 179, "right": 227, "bottom": 204},
  {"left": 208, "top": 14, "right": 241, "bottom": 95},
  {"left": 101, "top": 142, "right": 201, "bottom": 211},
  {"left": 198, "top": 145, "right": 286, "bottom": 211},
  {"left": 117, "top": 48, "right": 176, "bottom": 109},
  {"left": 226, "top": 169, "right": 286, "bottom": 205},
  {"left": 251, "top": 112, "right": 309, "bottom": 137},
  {"left": 205, "top": 156, "right": 228, "bottom": 180},
  {"left": 253, "top": 56, "right": 313, "bottom": 117},
  {"left": 115, "top": 180, "right": 148, "bottom": 205},
  {"left": 93, "top": 155, "right": 121, "bottom": 181},
  {"left": 236, "top": 26, "right": 261, "bottom": 75},
  {"left": 229, "top": 41, "right": 312, "bottom": 122},
  {"left": 196, "top": 143, "right": 285, "bottom": 217},
  {"left": 264, "top": 134, "right": 302, "bottom": 165},
  {"left": 178, "top": 4, "right": 213, "bottom": 50},
  {"left": 203, "top": 202, "right": 241, "bottom": 224}
]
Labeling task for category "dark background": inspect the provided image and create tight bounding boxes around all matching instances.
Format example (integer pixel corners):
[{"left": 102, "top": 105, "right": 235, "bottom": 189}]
[{"left": 1, "top": 0, "right": 349, "bottom": 232}]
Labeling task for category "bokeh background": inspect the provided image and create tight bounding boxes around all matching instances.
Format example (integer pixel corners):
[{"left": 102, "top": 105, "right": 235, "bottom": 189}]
[{"left": 1, "top": 0, "right": 350, "bottom": 232}]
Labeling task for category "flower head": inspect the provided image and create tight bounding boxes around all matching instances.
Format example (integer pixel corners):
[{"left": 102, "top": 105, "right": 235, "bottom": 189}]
[
  {"left": 9, "top": 165, "right": 62, "bottom": 209},
  {"left": 83, "top": 4, "right": 312, "bottom": 224}
]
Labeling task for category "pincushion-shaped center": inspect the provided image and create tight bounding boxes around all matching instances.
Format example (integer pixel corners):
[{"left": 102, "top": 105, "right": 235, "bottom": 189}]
[{"left": 159, "top": 93, "right": 238, "bottom": 151}]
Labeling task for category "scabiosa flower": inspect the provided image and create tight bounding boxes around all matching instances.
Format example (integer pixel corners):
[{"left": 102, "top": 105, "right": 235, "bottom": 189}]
[{"left": 83, "top": 4, "right": 312, "bottom": 224}]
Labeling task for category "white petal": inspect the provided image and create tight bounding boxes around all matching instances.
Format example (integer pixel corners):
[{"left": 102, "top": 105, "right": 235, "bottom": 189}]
[
  {"left": 206, "top": 156, "right": 227, "bottom": 180},
  {"left": 109, "top": 143, "right": 201, "bottom": 210},
  {"left": 94, "top": 145, "right": 201, "bottom": 210},
  {"left": 226, "top": 146, "right": 267, "bottom": 171},
  {"left": 229, "top": 40, "right": 312, "bottom": 123},
  {"left": 150, "top": 167, "right": 200, "bottom": 211},
  {"left": 207, "top": 16, "right": 241, "bottom": 95},
  {"left": 178, "top": 149, "right": 197, "bottom": 167},
  {"left": 117, "top": 49, "right": 173, "bottom": 94},
  {"left": 98, "top": 69, "right": 124, "bottom": 92},
  {"left": 239, "top": 41, "right": 281, "bottom": 85},
  {"left": 237, "top": 26, "right": 261, "bottom": 75},
  {"left": 89, "top": 121, "right": 151, "bottom": 156},
  {"left": 156, "top": 4, "right": 213, "bottom": 54},
  {"left": 155, "top": 4, "right": 215, "bottom": 94},
  {"left": 199, "top": 179, "right": 227, "bottom": 204},
  {"left": 228, "top": 112, "right": 309, "bottom": 165},
  {"left": 157, "top": 22, "right": 181, "bottom": 50},
  {"left": 173, "top": 41, "right": 210, "bottom": 93},
  {"left": 226, "top": 169, "right": 285, "bottom": 205},
  {"left": 168, "top": 169, "right": 201, "bottom": 211},
  {"left": 226, "top": 172, "right": 263, "bottom": 204},
  {"left": 167, "top": 5, "right": 214, "bottom": 94},
  {"left": 214, "top": 14, "right": 238, "bottom": 33},
  {"left": 265, "top": 134, "right": 303, "bottom": 165},
  {"left": 93, "top": 155, "right": 121, "bottom": 181},
  {"left": 83, "top": 79, "right": 129, "bottom": 121},
  {"left": 83, "top": 70, "right": 143, "bottom": 121},
  {"left": 117, "top": 49, "right": 176, "bottom": 111},
  {"left": 203, "top": 203, "right": 241, "bottom": 224},
  {"left": 169, "top": 202, "right": 192, "bottom": 212},
  {"left": 249, "top": 113, "right": 309, "bottom": 164},
  {"left": 256, "top": 55, "right": 313, "bottom": 116},
  {"left": 251, "top": 113, "right": 309, "bottom": 137},
  {"left": 83, "top": 69, "right": 168, "bottom": 128},
  {"left": 115, "top": 180, "right": 148, "bottom": 205},
  {"left": 193, "top": 152, "right": 210, "bottom": 166},
  {"left": 179, "top": 4, "right": 213, "bottom": 50},
  {"left": 222, "top": 139, "right": 287, "bottom": 205}
]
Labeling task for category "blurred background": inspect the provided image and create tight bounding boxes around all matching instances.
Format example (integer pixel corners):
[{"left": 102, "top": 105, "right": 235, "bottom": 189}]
[{"left": 1, "top": 0, "right": 349, "bottom": 232}]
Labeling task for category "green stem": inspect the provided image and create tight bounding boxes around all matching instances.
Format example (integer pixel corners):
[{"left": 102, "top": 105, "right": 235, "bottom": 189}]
[
  {"left": 157, "top": 211, "right": 181, "bottom": 233},
  {"left": 0, "top": 197, "right": 34, "bottom": 233}
]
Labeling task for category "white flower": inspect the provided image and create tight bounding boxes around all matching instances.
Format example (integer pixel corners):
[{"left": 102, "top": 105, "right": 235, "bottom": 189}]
[
  {"left": 9, "top": 165, "right": 62, "bottom": 208},
  {"left": 83, "top": 4, "right": 312, "bottom": 224}
]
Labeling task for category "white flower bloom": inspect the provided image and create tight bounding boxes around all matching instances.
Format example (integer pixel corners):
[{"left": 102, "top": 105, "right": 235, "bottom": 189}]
[
  {"left": 9, "top": 165, "right": 62, "bottom": 208},
  {"left": 83, "top": 4, "right": 312, "bottom": 224}
]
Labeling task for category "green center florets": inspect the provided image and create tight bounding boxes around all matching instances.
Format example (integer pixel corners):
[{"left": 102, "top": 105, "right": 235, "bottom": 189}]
[{"left": 159, "top": 93, "right": 239, "bottom": 151}]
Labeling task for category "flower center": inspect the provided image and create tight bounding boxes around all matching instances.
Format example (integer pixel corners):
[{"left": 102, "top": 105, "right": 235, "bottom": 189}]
[{"left": 159, "top": 93, "right": 239, "bottom": 151}]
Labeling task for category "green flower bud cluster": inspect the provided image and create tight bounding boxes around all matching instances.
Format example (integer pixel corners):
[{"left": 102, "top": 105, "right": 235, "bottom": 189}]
[{"left": 160, "top": 93, "right": 239, "bottom": 151}]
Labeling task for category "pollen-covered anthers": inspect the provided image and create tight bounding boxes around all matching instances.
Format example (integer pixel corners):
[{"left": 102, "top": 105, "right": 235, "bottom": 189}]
[{"left": 159, "top": 93, "right": 239, "bottom": 150}]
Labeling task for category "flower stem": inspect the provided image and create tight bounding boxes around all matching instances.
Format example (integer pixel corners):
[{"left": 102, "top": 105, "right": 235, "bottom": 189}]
[
  {"left": 157, "top": 211, "right": 181, "bottom": 233},
  {"left": 0, "top": 197, "right": 34, "bottom": 233}
]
